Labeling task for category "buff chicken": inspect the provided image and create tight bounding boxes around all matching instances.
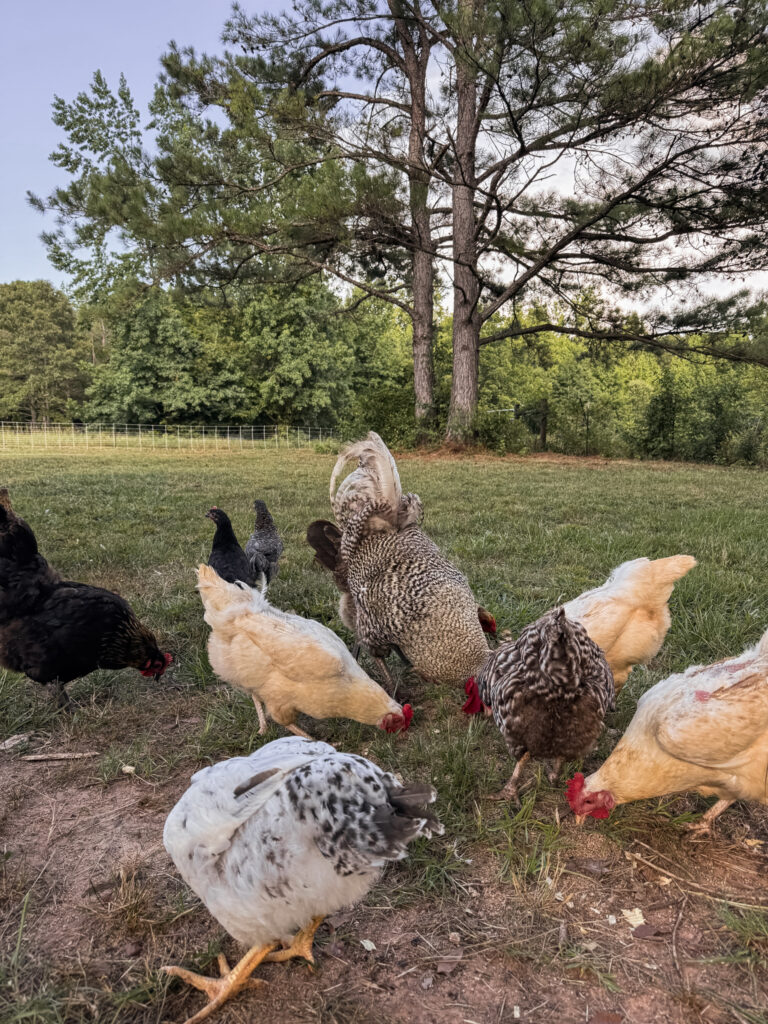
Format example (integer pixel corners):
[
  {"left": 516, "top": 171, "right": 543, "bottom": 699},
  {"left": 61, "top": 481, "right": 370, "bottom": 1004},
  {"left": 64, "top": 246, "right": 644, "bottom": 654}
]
[
  {"left": 163, "top": 736, "right": 443, "bottom": 1023},
  {"left": 563, "top": 555, "right": 697, "bottom": 690},
  {"left": 196, "top": 564, "right": 412, "bottom": 737},
  {"left": 566, "top": 627, "right": 768, "bottom": 832}
]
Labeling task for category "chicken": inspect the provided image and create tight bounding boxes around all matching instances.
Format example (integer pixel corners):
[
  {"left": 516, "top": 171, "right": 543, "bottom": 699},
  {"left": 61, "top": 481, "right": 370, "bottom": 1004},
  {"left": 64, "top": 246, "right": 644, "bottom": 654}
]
[
  {"left": 162, "top": 736, "right": 443, "bottom": 1024},
  {"left": 566, "top": 627, "right": 768, "bottom": 833},
  {"left": 306, "top": 518, "right": 497, "bottom": 652},
  {"left": 322, "top": 433, "right": 490, "bottom": 687},
  {"left": 563, "top": 555, "right": 697, "bottom": 690},
  {"left": 244, "top": 500, "right": 283, "bottom": 590},
  {"left": 196, "top": 563, "right": 412, "bottom": 738},
  {"left": 474, "top": 607, "right": 615, "bottom": 803},
  {"left": 0, "top": 491, "right": 171, "bottom": 706},
  {"left": 206, "top": 507, "right": 255, "bottom": 587}
]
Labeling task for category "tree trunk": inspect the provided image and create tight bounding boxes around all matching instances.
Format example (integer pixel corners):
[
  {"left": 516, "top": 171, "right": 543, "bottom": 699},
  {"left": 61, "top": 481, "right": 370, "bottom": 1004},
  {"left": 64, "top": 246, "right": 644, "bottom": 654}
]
[
  {"left": 446, "top": 21, "right": 480, "bottom": 442},
  {"left": 392, "top": 1, "right": 436, "bottom": 433},
  {"left": 539, "top": 398, "right": 548, "bottom": 450}
]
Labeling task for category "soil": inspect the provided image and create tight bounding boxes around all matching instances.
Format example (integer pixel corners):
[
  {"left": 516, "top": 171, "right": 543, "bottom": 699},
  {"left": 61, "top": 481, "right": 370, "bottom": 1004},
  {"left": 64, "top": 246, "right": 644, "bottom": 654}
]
[{"left": 2, "top": 711, "right": 767, "bottom": 1024}]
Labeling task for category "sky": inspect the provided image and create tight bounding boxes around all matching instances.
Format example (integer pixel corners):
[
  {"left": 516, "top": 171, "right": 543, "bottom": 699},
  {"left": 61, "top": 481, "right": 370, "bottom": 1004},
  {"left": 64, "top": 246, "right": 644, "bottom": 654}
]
[{"left": 0, "top": 0, "right": 267, "bottom": 287}]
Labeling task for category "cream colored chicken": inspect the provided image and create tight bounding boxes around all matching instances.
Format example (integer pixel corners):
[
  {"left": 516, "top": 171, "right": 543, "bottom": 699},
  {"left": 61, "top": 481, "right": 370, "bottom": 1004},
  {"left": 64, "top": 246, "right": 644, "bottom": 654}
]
[
  {"left": 197, "top": 564, "right": 411, "bottom": 737},
  {"left": 563, "top": 555, "right": 697, "bottom": 691},
  {"left": 566, "top": 627, "right": 768, "bottom": 832}
]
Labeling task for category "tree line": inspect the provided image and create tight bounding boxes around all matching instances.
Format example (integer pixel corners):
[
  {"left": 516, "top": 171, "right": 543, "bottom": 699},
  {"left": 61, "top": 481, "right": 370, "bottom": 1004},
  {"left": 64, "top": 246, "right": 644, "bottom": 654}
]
[
  {"left": 5, "top": 277, "right": 768, "bottom": 466},
  {"left": 27, "top": 0, "right": 768, "bottom": 441}
]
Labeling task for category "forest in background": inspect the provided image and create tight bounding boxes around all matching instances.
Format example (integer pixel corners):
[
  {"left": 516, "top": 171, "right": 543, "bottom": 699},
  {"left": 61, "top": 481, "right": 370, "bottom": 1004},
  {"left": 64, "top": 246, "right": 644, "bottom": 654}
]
[{"left": 4, "top": 276, "right": 768, "bottom": 465}]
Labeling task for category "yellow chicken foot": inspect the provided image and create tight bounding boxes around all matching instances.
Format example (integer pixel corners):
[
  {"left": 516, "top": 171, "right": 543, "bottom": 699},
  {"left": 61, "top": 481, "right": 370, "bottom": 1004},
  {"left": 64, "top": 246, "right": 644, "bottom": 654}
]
[
  {"left": 264, "top": 916, "right": 325, "bottom": 965},
  {"left": 252, "top": 695, "right": 268, "bottom": 735},
  {"left": 685, "top": 798, "right": 734, "bottom": 836},
  {"left": 162, "top": 941, "right": 276, "bottom": 1024},
  {"left": 484, "top": 752, "right": 531, "bottom": 805}
]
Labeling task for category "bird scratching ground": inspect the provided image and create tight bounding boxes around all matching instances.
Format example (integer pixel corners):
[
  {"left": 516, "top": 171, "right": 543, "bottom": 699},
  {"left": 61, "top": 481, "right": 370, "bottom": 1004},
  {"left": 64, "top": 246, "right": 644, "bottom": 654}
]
[{"left": 1, "top": 448, "right": 767, "bottom": 1024}]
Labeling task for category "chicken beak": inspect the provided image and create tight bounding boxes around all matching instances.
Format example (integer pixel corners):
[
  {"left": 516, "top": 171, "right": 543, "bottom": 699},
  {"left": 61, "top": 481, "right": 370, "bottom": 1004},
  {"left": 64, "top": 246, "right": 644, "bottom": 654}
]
[{"left": 574, "top": 813, "right": 587, "bottom": 826}]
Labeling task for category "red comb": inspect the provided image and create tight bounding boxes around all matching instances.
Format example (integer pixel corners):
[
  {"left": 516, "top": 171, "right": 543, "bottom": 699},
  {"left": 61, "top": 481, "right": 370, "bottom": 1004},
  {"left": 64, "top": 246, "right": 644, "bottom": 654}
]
[
  {"left": 565, "top": 772, "right": 585, "bottom": 808},
  {"left": 402, "top": 703, "right": 413, "bottom": 729},
  {"left": 462, "top": 677, "right": 485, "bottom": 715}
]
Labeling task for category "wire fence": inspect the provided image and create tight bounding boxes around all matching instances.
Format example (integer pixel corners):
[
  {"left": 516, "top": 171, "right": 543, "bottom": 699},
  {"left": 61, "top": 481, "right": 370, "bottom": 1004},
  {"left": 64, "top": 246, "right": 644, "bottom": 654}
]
[{"left": 0, "top": 421, "right": 338, "bottom": 453}]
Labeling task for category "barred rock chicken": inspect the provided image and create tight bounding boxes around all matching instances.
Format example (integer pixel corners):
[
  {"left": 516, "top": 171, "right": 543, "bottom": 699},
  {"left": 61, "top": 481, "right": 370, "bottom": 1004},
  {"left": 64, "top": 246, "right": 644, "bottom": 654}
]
[
  {"left": 475, "top": 607, "right": 615, "bottom": 803},
  {"left": 321, "top": 433, "right": 489, "bottom": 686},
  {"left": 163, "top": 737, "right": 443, "bottom": 1024},
  {"left": 244, "top": 500, "right": 283, "bottom": 590},
  {"left": 567, "top": 627, "right": 768, "bottom": 833},
  {"left": 206, "top": 507, "right": 256, "bottom": 587},
  {"left": 563, "top": 555, "right": 697, "bottom": 690},
  {"left": 306, "top": 518, "right": 497, "bottom": 655},
  {"left": 0, "top": 490, "right": 171, "bottom": 706},
  {"left": 197, "top": 564, "right": 412, "bottom": 738}
]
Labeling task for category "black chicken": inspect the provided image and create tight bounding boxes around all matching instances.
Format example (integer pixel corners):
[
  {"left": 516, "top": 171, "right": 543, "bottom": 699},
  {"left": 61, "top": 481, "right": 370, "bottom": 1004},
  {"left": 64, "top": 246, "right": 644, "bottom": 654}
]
[
  {"left": 475, "top": 606, "right": 615, "bottom": 804},
  {"left": 206, "top": 507, "right": 256, "bottom": 586},
  {"left": 244, "top": 499, "right": 283, "bottom": 590},
  {"left": 0, "top": 490, "right": 171, "bottom": 706}
]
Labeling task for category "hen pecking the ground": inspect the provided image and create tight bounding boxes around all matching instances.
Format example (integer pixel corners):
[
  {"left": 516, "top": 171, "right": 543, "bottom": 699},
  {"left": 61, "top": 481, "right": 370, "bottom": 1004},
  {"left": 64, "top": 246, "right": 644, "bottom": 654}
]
[
  {"left": 325, "top": 432, "right": 490, "bottom": 688},
  {"left": 0, "top": 489, "right": 171, "bottom": 706},
  {"left": 475, "top": 607, "right": 615, "bottom": 804},
  {"left": 567, "top": 625, "right": 768, "bottom": 833},
  {"left": 196, "top": 563, "right": 412, "bottom": 737},
  {"left": 162, "top": 736, "right": 443, "bottom": 1024}
]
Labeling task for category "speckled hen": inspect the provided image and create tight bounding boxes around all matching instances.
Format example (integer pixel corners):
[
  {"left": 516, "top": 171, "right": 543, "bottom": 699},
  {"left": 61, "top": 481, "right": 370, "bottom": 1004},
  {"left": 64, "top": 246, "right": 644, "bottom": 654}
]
[
  {"left": 476, "top": 607, "right": 615, "bottom": 803},
  {"left": 327, "top": 433, "right": 490, "bottom": 686},
  {"left": 162, "top": 736, "right": 443, "bottom": 1024}
]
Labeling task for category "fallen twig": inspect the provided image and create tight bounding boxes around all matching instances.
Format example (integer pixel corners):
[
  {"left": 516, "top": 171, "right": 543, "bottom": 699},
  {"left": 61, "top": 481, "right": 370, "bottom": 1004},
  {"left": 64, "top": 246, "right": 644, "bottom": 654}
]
[{"left": 21, "top": 752, "right": 99, "bottom": 762}]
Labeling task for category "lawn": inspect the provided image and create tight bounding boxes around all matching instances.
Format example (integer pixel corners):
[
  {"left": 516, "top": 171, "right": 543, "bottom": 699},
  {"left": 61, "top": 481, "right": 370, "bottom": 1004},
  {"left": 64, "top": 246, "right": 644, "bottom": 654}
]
[{"left": 1, "top": 447, "right": 767, "bottom": 1024}]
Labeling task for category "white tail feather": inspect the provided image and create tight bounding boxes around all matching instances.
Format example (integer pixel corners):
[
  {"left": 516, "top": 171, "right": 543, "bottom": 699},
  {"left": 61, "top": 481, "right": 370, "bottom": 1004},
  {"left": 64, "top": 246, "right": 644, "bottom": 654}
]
[{"left": 330, "top": 431, "right": 402, "bottom": 526}]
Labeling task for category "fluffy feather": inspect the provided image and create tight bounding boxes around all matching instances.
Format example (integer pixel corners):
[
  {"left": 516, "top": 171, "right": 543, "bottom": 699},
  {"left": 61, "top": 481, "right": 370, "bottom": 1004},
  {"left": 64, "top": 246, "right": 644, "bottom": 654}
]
[
  {"left": 566, "top": 627, "right": 768, "bottom": 826},
  {"left": 477, "top": 607, "right": 614, "bottom": 800},
  {"left": 196, "top": 564, "right": 411, "bottom": 732},
  {"left": 164, "top": 737, "right": 443, "bottom": 948},
  {"left": 327, "top": 436, "right": 489, "bottom": 684},
  {"left": 563, "top": 555, "right": 697, "bottom": 690}
]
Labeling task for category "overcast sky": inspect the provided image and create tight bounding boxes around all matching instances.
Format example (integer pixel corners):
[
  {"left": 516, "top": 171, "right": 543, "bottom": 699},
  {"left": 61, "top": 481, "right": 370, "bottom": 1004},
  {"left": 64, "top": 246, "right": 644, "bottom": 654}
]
[{"left": 0, "top": 0, "right": 259, "bottom": 286}]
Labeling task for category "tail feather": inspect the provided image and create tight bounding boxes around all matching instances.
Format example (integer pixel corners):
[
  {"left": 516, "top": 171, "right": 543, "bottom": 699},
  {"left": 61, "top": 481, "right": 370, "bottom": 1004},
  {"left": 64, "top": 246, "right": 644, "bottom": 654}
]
[
  {"left": 596, "top": 555, "right": 697, "bottom": 605},
  {"left": 306, "top": 520, "right": 341, "bottom": 573},
  {"left": 330, "top": 432, "right": 402, "bottom": 527},
  {"left": 196, "top": 563, "right": 264, "bottom": 620}
]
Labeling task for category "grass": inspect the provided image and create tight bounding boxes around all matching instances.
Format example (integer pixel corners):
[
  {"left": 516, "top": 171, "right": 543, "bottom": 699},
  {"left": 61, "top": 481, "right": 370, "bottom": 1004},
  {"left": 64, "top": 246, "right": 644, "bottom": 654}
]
[{"left": 1, "top": 447, "right": 768, "bottom": 1023}]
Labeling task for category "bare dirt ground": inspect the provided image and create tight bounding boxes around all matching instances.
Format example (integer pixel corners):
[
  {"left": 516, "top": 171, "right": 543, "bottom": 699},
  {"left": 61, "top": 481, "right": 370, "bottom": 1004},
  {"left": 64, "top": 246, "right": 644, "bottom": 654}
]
[{"left": 3, "top": 691, "right": 767, "bottom": 1024}]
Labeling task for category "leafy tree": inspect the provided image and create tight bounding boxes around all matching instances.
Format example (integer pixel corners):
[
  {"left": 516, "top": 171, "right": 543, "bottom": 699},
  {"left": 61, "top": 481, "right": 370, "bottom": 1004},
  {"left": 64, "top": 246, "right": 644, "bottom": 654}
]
[{"left": 0, "top": 280, "right": 89, "bottom": 423}]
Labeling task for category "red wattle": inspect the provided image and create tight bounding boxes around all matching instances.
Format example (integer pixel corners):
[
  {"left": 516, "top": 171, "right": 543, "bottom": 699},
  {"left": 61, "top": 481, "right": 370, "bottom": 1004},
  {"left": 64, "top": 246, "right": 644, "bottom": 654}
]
[{"left": 462, "top": 677, "right": 484, "bottom": 715}]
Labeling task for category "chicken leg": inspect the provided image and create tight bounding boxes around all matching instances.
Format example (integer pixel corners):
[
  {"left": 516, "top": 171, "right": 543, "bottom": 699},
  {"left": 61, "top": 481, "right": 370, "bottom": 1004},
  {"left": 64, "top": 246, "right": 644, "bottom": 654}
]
[
  {"left": 685, "top": 798, "right": 734, "bottom": 836},
  {"left": 162, "top": 941, "right": 276, "bottom": 1024},
  {"left": 485, "top": 752, "right": 531, "bottom": 805},
  {"left": 252, "top": 695, "right": 268, "bottom": 735},
  {"left": 264, "top": 915, "right": 325, "bottom": 965}
]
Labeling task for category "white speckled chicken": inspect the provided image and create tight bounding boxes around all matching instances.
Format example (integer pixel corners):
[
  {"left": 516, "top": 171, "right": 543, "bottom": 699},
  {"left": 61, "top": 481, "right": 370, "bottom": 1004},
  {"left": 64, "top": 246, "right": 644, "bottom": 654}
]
[
  {"left": 162, "top": 737, "right": 443, "bottom": 1023},
  {"left": 567, "top": 627, "right": 768, "bottom": 833},
  {"left": 326, "top": 433, "right": 489, "bottom": 686},
  {"left": 475, "top": 607, "right": 615, "bottom": 803},
  {"left": 563, "top": 555, "right": 697, "bottom": 690},
  {"left": 197, "top": 564, "right": 412, "bottom": 737}
]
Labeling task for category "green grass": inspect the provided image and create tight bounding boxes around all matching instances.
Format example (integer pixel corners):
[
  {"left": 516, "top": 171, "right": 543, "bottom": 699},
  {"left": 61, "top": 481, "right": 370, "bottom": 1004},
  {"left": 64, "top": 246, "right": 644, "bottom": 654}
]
[{"left": 2, "top": 447, "right": 768, "bottom": 1022}]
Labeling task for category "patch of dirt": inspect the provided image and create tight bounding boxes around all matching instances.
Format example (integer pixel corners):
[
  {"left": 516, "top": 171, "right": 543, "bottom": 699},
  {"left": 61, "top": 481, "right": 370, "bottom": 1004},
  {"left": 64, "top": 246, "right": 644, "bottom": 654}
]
[{"left": 2, "top": 704, "right": 767, "bottom": 1024}]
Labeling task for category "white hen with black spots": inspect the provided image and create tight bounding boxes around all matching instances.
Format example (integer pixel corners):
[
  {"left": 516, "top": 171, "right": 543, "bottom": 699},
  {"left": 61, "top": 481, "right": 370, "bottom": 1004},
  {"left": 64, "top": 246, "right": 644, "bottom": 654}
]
[{"left": 162, "top": 736, "right": 442, "bottom": 1024}]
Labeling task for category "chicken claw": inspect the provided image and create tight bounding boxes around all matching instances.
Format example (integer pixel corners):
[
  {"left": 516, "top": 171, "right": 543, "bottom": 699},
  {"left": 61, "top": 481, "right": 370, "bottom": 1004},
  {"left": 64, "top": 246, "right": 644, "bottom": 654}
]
[
  {"left": 264, "top": 915, "right": 325, "bottom": 966},
  {"left": 484, "top": 752, "right": 531, "bottom": 805},
  {"left": 684, "top": 798, "right": 734, "bottom": 837},
  {"left": 162, "top": 941, "right": 276, "bottom": 1024},
  {"left": 252, "top": 695, "right": 268, "bottom": 735}
]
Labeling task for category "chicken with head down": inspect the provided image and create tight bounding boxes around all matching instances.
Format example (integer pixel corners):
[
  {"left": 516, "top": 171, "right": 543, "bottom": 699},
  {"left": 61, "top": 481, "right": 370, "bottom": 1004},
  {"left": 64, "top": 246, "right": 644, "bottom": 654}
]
[
  {"left": 566, "top": 626, "right": 768, "bottom": 833},
  {"left": 196, "top": 564, "right": 412, "bottom": 738}
]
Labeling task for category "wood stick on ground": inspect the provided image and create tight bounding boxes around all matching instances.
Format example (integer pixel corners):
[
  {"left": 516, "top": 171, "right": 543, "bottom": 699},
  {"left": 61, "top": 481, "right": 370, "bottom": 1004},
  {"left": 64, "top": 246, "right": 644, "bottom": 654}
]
[{"left": 21, "top": 752, "right": 100, "bottom": 761}]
